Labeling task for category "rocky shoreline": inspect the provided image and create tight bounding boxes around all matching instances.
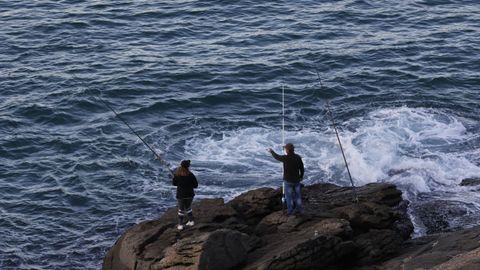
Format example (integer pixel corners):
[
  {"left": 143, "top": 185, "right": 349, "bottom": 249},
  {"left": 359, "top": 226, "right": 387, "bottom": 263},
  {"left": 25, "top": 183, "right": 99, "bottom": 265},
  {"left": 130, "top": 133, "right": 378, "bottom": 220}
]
[{"left": 103, "top": 183, "right": 480, "bottom": 270}]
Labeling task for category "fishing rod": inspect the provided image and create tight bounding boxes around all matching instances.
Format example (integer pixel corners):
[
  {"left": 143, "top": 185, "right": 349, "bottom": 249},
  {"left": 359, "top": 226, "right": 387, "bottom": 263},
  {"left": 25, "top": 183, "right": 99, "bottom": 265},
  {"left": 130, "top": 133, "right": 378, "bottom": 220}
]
[
  {"left": 97, "top": 95, "right": 174, "bottom": 175},
  {"left": 281, "top": 84, "right": 286, "bottom": 210},
  {"left": 315, "top": 69, "right": 359, "bottom": 202},
  {"left": 72, "top": 74, "right": 174, "bottom": 175},
  {"left": 325, "top": 101, "right": 358, "bottom": 202},
  {"left": 282, "top": 84, "right": 285, "bottom": 147}
]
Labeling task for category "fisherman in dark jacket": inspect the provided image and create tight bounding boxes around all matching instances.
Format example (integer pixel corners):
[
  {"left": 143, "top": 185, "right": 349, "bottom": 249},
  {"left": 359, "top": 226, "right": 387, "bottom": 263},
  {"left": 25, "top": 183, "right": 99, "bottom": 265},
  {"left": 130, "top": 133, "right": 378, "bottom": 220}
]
[
  {"left": 268, "top": 143, "right": 304, "bottom": 215},
  {"left": 172, "top": 160, "right": 198, "bottom": 230}
]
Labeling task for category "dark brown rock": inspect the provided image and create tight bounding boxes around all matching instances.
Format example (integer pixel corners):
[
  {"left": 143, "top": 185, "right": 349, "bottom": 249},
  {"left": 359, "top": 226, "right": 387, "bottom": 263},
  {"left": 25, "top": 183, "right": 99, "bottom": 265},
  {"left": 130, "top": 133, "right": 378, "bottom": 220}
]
[
  {"left": 255, "top": 211, "right": 308, "bottom": 235},
  {"left": 391, "top": 200, "right": 414, "bottom": 240},
  {"left": 460, "top": 177, "right": 480, "bottom": 186},
  {"left": 227, "top": 187, "right": 282, "bottom": 225},
  {"left": 250, "top": 234, "right": 348, "bottom": 270},
  {"left": 413, "top": 199, "right": 468, "bottom": 234},
  {"left": 155, "top": 229, "right": 250, "bottom": 270},
  {"left": 311, "top": 218, "right": 353, "bottom": 239},
  {"left": 332, "top": 202, "right": 395, "bottom": 231},
  {"left": 103, "top": 183, "right": 412, "bottom": 270},
  {"left": 357, "top": 183, "right": 403, "bottom": 207},
  {"left": 103, "top": 199, "right": 244, "bottom": 270},
  {"left": 353, "top": 229, "right": 404, "bottom": 265},
  {"left": 379, "top": 226, "right": 480, "bottom": 270},
  {"left": 302, "top": 183, "right": 403, "bottom": 214}
]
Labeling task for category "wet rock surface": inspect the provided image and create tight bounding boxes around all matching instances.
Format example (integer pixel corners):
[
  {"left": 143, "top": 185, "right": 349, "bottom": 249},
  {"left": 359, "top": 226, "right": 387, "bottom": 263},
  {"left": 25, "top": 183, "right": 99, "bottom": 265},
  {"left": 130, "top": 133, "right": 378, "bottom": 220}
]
[
  {"left": 377, "top": 225, "right": 480, "bottom": 270},
  {"left": 103, "top": 182, "right": 480, "bottom": 269},
  {"left": 412, "top": 191, "right": 478, "bottom": 235},
  {"left": 104, "top": 182, "right": 416, "bottom": 270},
  {"left": 460, "top": 177, "right": 480, "bottom": 186}
]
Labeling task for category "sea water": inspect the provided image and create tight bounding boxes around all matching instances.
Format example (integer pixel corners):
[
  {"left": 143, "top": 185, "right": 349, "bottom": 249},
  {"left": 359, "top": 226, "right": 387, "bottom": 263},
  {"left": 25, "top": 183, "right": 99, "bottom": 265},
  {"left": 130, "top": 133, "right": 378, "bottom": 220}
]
[{"left": 1, "top": 0, "right": 479, "bottom": 269}]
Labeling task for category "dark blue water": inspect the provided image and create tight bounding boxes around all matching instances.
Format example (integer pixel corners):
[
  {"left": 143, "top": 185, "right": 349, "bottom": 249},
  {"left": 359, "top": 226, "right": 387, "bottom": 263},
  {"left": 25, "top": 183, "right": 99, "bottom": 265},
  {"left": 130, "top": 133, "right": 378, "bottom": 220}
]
[{"left": 1, "top": 0, "right": 480, "bottom": 269}]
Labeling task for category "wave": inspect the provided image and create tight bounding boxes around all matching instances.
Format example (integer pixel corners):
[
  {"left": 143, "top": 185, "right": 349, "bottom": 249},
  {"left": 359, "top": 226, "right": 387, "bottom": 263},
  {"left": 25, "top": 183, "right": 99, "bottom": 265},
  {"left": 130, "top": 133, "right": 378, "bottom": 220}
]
[{"left": 184, "top": 106, "right": 480, "bottom": 197}]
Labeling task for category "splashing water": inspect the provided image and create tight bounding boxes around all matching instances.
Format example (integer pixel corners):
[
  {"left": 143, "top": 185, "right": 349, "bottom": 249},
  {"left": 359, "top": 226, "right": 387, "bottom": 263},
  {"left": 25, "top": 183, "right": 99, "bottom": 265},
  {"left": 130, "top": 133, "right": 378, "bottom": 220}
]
[{"left": 185, "top": 107, "right": 480, "bottom": 235}]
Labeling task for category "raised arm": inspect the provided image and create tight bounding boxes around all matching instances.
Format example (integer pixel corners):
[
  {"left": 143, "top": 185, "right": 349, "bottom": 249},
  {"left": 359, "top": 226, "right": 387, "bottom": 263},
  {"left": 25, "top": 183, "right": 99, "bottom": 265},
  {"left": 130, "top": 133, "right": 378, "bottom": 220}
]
[{"left": 268, "top": 148, "right": 285, "bottom": 162}]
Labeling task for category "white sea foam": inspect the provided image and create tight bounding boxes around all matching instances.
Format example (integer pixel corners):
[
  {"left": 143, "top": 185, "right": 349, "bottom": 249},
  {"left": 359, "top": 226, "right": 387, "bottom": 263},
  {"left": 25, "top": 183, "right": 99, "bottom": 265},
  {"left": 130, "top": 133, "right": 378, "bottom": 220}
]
[
  {"left": 342, "top": 107, "right": 480, "bottom": 194},
  {"left": 184, "top": 107, "right": 480, "bottom": 205}
]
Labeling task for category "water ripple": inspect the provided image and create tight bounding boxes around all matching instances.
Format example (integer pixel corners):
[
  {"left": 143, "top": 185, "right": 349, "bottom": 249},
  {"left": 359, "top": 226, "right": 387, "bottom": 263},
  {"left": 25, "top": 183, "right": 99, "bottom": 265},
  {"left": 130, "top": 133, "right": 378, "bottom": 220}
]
[{"left": 1, "top": 0, "right": 480, "bottom": 269}]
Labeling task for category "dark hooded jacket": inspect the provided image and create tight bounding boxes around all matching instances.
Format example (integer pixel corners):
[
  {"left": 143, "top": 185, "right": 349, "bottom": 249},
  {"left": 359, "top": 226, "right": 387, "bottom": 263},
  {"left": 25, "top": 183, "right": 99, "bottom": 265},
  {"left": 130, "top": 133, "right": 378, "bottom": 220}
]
[
  {"left": 172, "top": 171, "right": 198, "bottom": 199},
  {"left": 270, "top": 151, "right": 304, "bottom": 183}
]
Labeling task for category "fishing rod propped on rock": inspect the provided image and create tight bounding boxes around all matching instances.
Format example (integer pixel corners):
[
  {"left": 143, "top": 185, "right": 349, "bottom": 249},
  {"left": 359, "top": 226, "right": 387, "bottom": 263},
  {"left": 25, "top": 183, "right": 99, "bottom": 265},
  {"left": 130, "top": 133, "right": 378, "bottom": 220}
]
[
  {"left": 325, "top": 101, "right": 359, "bottom": 203},
  {"left": 314, "top": 68, "right": 359, "bottom": 203}
]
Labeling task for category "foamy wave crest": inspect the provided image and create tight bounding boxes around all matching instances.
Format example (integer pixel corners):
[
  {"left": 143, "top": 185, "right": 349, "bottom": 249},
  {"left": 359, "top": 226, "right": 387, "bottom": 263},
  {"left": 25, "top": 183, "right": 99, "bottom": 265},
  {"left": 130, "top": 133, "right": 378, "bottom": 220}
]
[
  {"left": 183, "top": 126, "right": 346, "bottom": 196},
  {"left": 342, "top": 107, "right": 480, "bottom": 197},
  {"left": 184, "top": 107, "right": 480, "bottom": 201}
]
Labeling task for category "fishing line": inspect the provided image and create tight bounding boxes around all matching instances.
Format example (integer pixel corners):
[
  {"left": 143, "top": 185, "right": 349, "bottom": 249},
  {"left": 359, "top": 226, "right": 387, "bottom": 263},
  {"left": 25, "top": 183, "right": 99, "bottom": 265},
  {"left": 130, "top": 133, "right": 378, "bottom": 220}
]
[
  {"left": 72, "top": 74, "right": 174, "bottom": 175},
  {"left": 314, "top": 68, "right": 359, "bottom": 202}
]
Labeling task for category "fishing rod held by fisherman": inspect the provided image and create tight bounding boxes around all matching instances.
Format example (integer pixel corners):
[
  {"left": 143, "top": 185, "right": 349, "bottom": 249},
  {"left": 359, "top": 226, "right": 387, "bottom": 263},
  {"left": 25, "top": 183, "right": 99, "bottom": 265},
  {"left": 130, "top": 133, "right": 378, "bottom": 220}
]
[{"left": 72, "top": 74, "right": 174, "bottom": 176}]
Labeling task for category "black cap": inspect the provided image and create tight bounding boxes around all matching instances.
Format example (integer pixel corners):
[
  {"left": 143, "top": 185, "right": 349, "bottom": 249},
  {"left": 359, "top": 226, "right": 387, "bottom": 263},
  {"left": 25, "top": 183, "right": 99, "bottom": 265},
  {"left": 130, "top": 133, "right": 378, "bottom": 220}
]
[
  {"left": 284, "top": 143, "right": 294, "bottom": 152},
  {"left": 180, "top": 160, "right": 191, "bottom": 168}
]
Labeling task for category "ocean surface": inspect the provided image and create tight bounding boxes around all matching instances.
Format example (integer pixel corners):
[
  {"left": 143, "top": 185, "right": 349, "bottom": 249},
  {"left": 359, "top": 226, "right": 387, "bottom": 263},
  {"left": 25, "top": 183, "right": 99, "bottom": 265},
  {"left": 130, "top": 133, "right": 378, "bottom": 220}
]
[{"left": 1, "top": 0, "right": 480, "bottom": 269}]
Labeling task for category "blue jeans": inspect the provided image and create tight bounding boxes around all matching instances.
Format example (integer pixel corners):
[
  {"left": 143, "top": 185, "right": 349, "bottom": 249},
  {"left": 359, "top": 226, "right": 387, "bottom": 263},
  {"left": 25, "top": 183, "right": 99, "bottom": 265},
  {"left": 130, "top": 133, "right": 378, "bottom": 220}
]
[{"left": 284, "top": 181, "right": 302, "bottom": 214}]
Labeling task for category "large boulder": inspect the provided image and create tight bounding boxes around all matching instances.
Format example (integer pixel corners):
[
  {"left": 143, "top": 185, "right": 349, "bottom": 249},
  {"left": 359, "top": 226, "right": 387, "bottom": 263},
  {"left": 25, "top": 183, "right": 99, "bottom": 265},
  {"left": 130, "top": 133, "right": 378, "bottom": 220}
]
[
  {"left": 104, "top": 182, "right": 412, "bottom": 270},
  {"left": 249, "top": 234, "right": 353, "bottom": 270},
  {"left": 332, "top": 202, "right": 396, "bottom": 230},
  {"left": 227, "top": 187, "right": 282, "bottom": 225},
  {"left": 353, "top": 229, "right": 404, "bottom": 265},
  {"left": 254, "top": 211, "right": 308, "bottom": 235},
  {"left": 155, "top": 229, "right": 250, "bottom": 270},
  {"left": 103, "top": 199, "right": 245, "bottom": 270}
]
